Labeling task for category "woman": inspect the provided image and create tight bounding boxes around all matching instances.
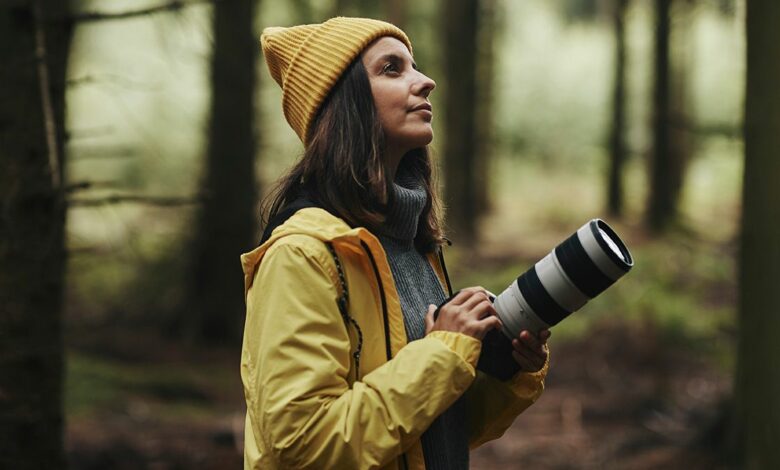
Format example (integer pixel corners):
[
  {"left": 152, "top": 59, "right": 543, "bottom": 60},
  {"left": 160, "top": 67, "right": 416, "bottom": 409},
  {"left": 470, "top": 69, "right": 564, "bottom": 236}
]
[{"left": 241, "top": 17, "right": 551, "bottom": 470}]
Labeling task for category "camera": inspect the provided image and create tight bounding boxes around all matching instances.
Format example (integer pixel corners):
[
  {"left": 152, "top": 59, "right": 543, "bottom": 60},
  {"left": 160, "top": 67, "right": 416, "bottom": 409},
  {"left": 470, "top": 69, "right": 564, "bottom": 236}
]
[{"left": 438, "top": 219, "right": 634, "bottom": 380}]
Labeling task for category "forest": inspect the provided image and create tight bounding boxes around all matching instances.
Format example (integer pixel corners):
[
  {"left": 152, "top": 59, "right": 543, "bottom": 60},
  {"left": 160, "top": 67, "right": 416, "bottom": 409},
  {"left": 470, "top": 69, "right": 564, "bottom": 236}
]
[{"left": 1, "top": 0, "right": 778, "bottom": 468}]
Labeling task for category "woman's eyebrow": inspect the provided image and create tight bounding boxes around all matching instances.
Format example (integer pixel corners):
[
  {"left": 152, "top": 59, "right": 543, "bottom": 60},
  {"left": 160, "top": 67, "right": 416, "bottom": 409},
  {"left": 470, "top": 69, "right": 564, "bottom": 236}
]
[{"left": 375, "top": 53, "right": 418, "bottom": 70}]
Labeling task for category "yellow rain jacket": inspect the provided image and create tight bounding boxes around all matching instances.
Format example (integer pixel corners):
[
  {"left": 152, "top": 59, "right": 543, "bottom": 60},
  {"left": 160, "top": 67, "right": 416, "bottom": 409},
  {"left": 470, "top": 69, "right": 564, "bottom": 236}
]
[{"left": 240, "top": 208, "right": 548, "bottom": 470}]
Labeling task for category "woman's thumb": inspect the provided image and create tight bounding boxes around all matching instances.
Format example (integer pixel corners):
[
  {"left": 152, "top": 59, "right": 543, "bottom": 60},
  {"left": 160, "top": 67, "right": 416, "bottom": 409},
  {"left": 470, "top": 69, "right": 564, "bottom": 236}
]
[{"left": 425, "top": 304, "right": 436, "bottom": 335}]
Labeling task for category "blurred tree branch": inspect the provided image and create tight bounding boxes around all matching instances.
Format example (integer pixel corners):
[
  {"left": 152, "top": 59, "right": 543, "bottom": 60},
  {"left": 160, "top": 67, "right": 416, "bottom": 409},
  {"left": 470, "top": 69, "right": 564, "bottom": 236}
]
[
  {"left": 67, "top": 73, "right": 163, "bottom": 91},
  {"left": 68, "top": 146, "right": 139, "bottom": 160},
  {"left": 68, "top": 194, "right": 204, "bottom": 207},
  {"left": 66, "top": 0, "right": 218, "bottom": 23},
  {"left": 65, "top": 180, "right": 123, "bottom": 193}
]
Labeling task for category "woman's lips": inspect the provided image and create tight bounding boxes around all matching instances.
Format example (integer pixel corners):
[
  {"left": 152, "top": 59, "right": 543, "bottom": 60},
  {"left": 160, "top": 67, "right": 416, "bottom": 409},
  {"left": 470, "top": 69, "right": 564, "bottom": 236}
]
[
  {"left": 410, "top": 103, "right": 433, "bottom": 118},
  {"left": 410, "top": 103, "right": 432, "bottom": 113}
]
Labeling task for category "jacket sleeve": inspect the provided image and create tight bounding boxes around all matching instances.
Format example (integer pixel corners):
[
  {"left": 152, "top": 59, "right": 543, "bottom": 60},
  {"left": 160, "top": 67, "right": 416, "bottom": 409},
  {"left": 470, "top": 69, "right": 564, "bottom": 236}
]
[
  {"left": 463, "top": 351, "right": 549, "bottom": 449},
  {"left": 241, "top": 236, "right": 482, "bottom": 469}
]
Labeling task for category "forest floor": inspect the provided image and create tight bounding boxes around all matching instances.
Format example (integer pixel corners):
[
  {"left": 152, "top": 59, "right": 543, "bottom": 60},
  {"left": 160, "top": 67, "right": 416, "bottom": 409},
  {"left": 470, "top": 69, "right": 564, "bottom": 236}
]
[{"left": 65, "top": 319, "right": 732, "bottom": 470}]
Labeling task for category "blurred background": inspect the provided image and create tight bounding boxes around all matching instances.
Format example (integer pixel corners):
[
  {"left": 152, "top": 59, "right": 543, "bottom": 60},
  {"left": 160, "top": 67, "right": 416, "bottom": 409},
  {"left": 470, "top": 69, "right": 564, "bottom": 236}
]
[{"left": 2, "top": 0, "right": 778, "bottom": 468}]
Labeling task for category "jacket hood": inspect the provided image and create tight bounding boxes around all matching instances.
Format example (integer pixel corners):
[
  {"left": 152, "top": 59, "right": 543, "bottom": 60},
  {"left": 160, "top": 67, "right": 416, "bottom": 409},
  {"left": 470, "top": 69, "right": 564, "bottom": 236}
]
[{"left": 240, "top": 207, "right": 375, "bottom": 293}]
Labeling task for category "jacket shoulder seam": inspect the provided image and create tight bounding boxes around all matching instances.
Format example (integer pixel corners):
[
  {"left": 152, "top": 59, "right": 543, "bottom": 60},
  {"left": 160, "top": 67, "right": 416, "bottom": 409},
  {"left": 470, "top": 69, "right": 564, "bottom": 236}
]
[{"left": 263, "top": 234, "right": 340, "bottom": 288}]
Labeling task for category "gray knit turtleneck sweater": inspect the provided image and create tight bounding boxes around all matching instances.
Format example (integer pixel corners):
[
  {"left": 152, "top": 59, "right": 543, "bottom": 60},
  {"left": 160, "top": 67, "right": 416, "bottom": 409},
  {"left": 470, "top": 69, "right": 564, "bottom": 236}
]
[{"left": 375, "top": 166, "right": 469, "bottom": 470}]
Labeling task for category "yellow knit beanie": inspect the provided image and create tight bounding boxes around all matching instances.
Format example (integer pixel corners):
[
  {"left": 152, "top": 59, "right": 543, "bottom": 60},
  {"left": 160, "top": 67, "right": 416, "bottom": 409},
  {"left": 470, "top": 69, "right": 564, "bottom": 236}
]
[{"left": 261, "top": 17, "right": 412, "bottom": 144}]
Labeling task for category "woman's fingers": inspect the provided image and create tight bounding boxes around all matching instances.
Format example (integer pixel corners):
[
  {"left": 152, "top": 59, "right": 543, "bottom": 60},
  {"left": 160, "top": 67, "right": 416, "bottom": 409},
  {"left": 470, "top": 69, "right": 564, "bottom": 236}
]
[
  {"left": 478, "top": 314, "right": 502, "bottom": 331},
  {"left": 512, "top": 339, "right": 545, "bottom": 370},
  {"left": 425, "top": 304, "right": 436, "bottom": 335},
  {"left": 447, "top": 287, "right": 480, "bottom": 306},
  {"left": 511, "top": 349, "right": 542, "bottom": 371},
  {"left": 518, "top": 330, "right": 547, "bottom": 357},
  {"left": 439, "top": 288, "right": 495, "bottom": 321},
  {"left": 431, "top": 287, "right": 500, "bottom": 339},
  {"left": 462, "top": 294, "right": 496, "bottom": 319}
]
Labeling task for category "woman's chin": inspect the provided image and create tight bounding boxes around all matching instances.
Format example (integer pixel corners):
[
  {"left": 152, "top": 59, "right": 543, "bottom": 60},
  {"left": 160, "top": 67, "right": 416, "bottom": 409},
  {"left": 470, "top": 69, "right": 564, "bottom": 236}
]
[
  {"left": 412, "top": 129, "right": 434, "bottom": 147},
  {"left": 387, "top": 127, "right": 434, "bottom": 152}
]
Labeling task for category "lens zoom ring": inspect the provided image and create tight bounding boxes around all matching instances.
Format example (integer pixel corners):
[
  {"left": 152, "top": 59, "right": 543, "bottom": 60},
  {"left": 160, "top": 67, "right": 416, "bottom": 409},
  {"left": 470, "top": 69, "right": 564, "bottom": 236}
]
[
  {"left": 555, "top": 233, "right": 615, "bottom": 298},
  {"left": 516, "top": 268, "right": 570, "bottom": 326}
]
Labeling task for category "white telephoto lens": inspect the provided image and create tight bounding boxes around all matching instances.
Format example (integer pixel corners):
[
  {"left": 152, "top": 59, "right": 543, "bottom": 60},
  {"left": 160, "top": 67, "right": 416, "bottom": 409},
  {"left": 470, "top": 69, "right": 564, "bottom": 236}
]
[{"left": 493, "top": 281, "right": 549, "bottom": 338}]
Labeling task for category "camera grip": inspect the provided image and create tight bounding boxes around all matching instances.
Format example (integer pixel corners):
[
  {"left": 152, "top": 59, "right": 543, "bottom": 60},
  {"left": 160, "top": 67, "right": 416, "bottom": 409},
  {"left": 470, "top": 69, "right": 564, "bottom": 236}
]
[{"left": 431, "top": 290, "right": 519, "bottom": 380}]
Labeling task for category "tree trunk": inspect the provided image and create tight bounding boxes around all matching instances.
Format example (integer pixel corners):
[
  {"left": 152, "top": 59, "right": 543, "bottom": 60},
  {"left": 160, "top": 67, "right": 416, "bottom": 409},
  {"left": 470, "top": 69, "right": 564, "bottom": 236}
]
[
  {"left": 474, "top": 0, "right": 498, "bottom": 215},
  {"left": 667, "top": 0, "right": 691, "bottom": 212},
  {"left": 735, "top": 1, "right": 780, "bottom": 467},
  {"left": 0, "top": 1, "right": 72, "bottom": 467},
  {"left": 186, "top": 0, "right": 258, "bottom": 343},
  {"left": 443, "top": 0, "right": 479, "bottom": 242},
  {"left": 607, "top": 0, "right": 627, "bottom": 217},
  {"left": 646, "top": 0, "right": 674, "bottom": 232}
]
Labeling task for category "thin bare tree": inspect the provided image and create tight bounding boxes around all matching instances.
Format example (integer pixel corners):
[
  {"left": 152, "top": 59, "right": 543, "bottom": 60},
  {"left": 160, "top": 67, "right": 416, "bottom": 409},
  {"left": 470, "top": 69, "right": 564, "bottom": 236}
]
[
  {"left": 646, "top": 0, "right": 691, "bottom": 232},
  {"left": 607, "top": 0, "right": 628, "bottom": 217},
  {"left": 442, "top": 0, "right": 480, "bottom": 242}
]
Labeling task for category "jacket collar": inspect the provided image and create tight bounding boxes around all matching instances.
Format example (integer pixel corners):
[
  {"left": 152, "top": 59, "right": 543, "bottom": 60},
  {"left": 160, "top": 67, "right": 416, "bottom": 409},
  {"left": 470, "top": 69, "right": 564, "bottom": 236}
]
[{"left": 241, "top": 207, "right": 385, "bottom": 292}]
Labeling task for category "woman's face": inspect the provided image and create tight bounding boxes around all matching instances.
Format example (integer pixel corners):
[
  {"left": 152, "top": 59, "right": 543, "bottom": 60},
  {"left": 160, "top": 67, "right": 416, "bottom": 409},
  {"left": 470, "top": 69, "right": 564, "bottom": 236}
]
[{"left": 362, "top": 37, "right": 436, "bottom": 155}]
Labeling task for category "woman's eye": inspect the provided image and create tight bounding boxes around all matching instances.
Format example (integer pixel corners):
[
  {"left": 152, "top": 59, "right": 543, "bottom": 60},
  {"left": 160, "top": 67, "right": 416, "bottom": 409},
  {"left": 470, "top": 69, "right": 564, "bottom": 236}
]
[{"left": 382, "top": 63, "right": 399, "bottom": 74}]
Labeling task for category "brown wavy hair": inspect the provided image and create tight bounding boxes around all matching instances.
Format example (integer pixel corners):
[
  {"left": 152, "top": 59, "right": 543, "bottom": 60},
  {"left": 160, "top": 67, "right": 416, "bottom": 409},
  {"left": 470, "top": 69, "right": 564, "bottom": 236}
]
[{"left": 260, "top": 56, "right": 444, "bottom": 253}]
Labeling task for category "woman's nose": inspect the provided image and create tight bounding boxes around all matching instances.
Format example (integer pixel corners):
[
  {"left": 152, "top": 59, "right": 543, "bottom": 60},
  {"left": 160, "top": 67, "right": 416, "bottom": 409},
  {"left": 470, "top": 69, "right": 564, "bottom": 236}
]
[{"left": 415, "top": 72, "right": 436, "bottom": 98}]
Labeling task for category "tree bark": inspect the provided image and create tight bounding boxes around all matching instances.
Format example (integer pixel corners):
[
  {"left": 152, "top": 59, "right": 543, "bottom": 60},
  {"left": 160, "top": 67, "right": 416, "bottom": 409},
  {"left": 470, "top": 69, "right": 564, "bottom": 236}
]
[
  {"left": 607, "top": 0, "right": 627, "bottom": 217},
  {"left": 646, "top": 0, "right": 674, "bottom": 232},
  {"left": 0, "top": 0, "right": 72, "bottom": 467},
  {"left": 667, "top": 0, "right": 691, "bottom": 213},
  {"left": 474, "top": 0, "right": 498, "bottom": 215},
  {"left": 443, "top": 0, "right": 479, "bottom": 242},
  {"left": 185, "top": 0, "right": 258, "bottom": 343},
  {"left": 735, "top": 1, "right": 780, "bottom": 467}
]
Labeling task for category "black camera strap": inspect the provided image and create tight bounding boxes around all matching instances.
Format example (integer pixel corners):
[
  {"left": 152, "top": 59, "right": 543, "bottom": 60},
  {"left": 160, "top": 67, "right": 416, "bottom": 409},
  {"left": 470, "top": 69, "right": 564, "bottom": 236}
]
[{"left": 326, "top": 242, "right": 363, "bottom": 382}]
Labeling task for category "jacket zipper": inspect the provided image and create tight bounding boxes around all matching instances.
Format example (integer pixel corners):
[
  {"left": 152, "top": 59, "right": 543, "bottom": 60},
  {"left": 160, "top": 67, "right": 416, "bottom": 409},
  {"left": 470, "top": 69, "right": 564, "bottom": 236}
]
[{"left": 360, "top": 240, "right": 409, "bottom": 470}]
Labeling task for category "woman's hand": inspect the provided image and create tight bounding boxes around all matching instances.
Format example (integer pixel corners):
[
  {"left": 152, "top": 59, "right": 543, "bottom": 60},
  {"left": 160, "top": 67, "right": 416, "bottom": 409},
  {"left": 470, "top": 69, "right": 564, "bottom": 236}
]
[
  {"left": 423, "top": 287, "right": 502, "bottom": 340},
  {"left": 511, "top": 329, "right": 550, "bottom": 372}
]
